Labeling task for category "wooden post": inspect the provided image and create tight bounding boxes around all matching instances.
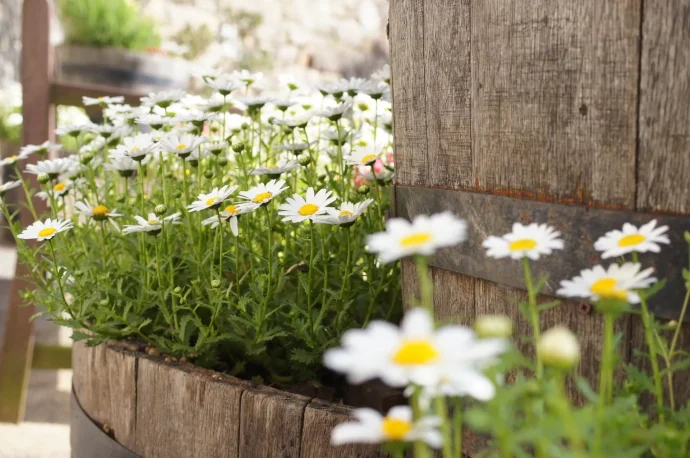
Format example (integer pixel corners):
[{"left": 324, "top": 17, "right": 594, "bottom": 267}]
[{"left": 0, "top": 0, "right": 54, "bottom": 423}]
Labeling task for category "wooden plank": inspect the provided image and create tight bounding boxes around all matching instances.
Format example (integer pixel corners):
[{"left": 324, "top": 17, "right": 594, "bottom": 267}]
[
  {"left": 135, "top": 356, "right": 246, "bottom": 458},
  {"left": 238, "top": 386, "right": 310, "bottom": 458},
  {"left": 395, "top": 186, "right": 690, "bottom": 320},
  {"left": 389, "top": 0, "right": 428, "bottom": 186},
  {"left": 0, "top": 0, "right": 54, "bottom": 423},
  {"left": 50, "top": 81, "right": 144, "bottom": 108},
  {"left": 423, "top": 0, "right": 472, "bottom": 189},
  {"left": 71, "top": 342, "right": 137, "bottom": 450},
  {"left": 299, "top": 400, "right": 387, "bottom": 458},
  {"left": 637, "top": 0, "right": 690, "bottom": 214}
]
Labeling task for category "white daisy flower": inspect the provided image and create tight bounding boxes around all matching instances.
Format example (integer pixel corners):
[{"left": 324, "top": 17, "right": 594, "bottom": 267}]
[
  {"left": 231, "top": 69, "right": 263, "bottom": 87},
  {"left": 315, "top": 199, "right": 373, "bottom": 226},
  {"left": 205, "top": 74, "right": 243, "bottom": 96},
  {"left": 18, "top": 218, "right": 73, "bottom": 242},
  {"left": 371, "top": 64, "right": 391, "bottom": 84},
  {"left": 201, "top": 93, "right": 229, "bottom": 113},
  {"left": 185, "top": 147, "right": 211, "bottom": 164},
  {"left": 279, "top": 74, "right": 302, "bottom": 92},
  {"left": 20, "top": 141, "right": 53, "bottom": 157},
  {"left": 0, "top": 149, "right": 31, "bottom": 167},
  {"left": 82, "top": 95, "right": 124, "bottom": 107},
  {"left": 358, "top": 81, "right": 390, "bottom": 99},
  {"left": 201, "top": 203, "right": 256, "bottom": 236},
  {"left": 159, "top": 133, "right": 209, "bottom": 159},
  {"left": 47, "top": 180, "right": 72, "bottom": 197},
  {"left": 109, "top": 133, "right": 158, "bottom": 162},
  {"left": 324, "top": 308, "right": 506, "bottom": 389},
  {"left": 55, "top": 123, "right": 92, "bottom": 137},
  {"left": 483, "top": 223, "right": 564, "bottom": 261},
  {"left": 25, "top": 158, "right": 73, "bottom": 178},
  {"left": 271, "top": 115, "right": 312, "bottom": 129},
  {"left": 250, "top": 159, "right": 300, "bottom": 177},
  {"left": 123, "top": 213, "right": 181, "bottom": 235},
  {"left": 344, "top": 143, "right": 386, "bottom": 167},
  {"left": 135, "top": 113, "right": 167, "bottom": 129},
  {"left": 331, "top": 406, "right": 442, "bottom": 448},
  {"left": 105, "top": 156, "right": 139, "bottom": 176},
  {"left": 366, "top": 212, "right": 467, "bottom": 264},
  {"left": 594, "top": 220, "right": 670, "bottom": 259},
  {"left": 236, "top": 96, "right": 275, "bottom": 111},
  {"left": 557, "top": 263, "right": 657, "bottom": 304},
  {"left": 239, "top": 179, "right": 288, "bottom": 206},
  {"left": 204, "top": 141, "right": 229, "bottom": 156},
  {"left": 273, "top": 98, "right": 296, "bottom": 112},
  {"left": 278, "top": 188, "right": 337, "bottom": 223},
  {"left": 0, "top": 181, "right": 21, "bottom": 196},
  {"left": 187, "top": 185, "right": 238, "bottom": 212},
  {"left": 141, "top": 89, "right": 186, "bottom": 109},
  {"left": 342, "top": 77, "right": 369, "bottom": 96},
  {"left": 75, "top": 201, "right": 123, "bottom": 222},
  {"left": 272, "top": 143, "right": 310, "bottom": 155},
  {"left": 173, "top": 111, "right": 218, "bottom": 127},
  {"left": 317, "top": 99, "right": 353, "bottom": 121}
]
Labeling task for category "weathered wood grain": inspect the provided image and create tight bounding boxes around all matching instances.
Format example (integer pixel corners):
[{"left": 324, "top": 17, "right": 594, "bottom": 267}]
[
  {"left": 134, "top": 356, "right": 247, "bottom": 458},
  {"left": 238, "top": 386, "right": 310, "bottom": 458},
  {"left": 389, "top": 0, "right": 428, "bottom": 186},
  {"left": 423, "top": 0, "right": 472, "bottom": 189},
  {"left": 637, "top": 0, "right": 690, "bottom": 214},
  {"left": 299, "top": 400, "right": 387, "bottom": 458},
  {"left": 71, "top": 342, "right": 137, "bottom": 450}
]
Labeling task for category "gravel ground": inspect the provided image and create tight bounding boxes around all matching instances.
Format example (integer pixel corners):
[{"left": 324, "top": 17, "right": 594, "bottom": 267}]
[{"left": 0, "top": 245, "right": 71, "bottom": 458}]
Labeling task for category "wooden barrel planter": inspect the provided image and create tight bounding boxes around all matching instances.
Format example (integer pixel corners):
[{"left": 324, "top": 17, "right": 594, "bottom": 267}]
[
  {"left": 389, "top": 0, "right": 690, "bottom": 429},
  {"left": 55, "top": 45, "right": 191, "bottom": 96},
  {"left": 71, "top": 341, "right": 390, "bottom": 458}
]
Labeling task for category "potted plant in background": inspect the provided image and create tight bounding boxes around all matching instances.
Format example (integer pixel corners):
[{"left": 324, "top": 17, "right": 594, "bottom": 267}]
[{"left": 55, "top": 0, "right": 191, "bottom": 97}]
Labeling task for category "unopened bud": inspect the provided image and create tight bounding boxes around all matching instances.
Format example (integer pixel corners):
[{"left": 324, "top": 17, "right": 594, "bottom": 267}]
[
  {"left": 204, "top": 170, "right": 214, "bottom": 179},
  {"left": 474, "top": 315, "right": 513, "bottom": 339},
  {"left": 668, "top": 320, "right": 678, "bottom": 329},
  {"left": 173, "top": 286, "right": 182, "bottom": 294},
  {"left": 99, "top": 299, "right": 109, "bottom": 307},
  {"left": 217, "top": 157, "right": 229, "bottom": 167},
  {"left": 80, "top": 152, "right": 94, "bottom": 165},
  {"left": 154, "top": 204, "right": 167, "bottom": 216},
  {"left": 685, "top": 231, "right": 690, "bottom": 244},
  {"left": 173, "top": 189, "right": 182, "bottom": 199},
  {"left": 357, "top": 184, "right": 370, "bottom": 195},
  {"left": 37, "top": 173, "right": 50, "bottom": 184},
  {"left": 298, "top": 155, "right": 311, "bottom": 166},
  {"left": 232, "top": 143, "right": 245, "bottom": 153},
  {"left": 538, "top": 326, "right": 580, "bottom": 371},
  {"left": 211, "top": 279, "right": 221, "bottom": 288}
]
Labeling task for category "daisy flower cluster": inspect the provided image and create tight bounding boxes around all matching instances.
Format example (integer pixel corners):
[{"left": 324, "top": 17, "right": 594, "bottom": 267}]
[{"left": 1, "top": 66, "right": 398, "bottom": 392}]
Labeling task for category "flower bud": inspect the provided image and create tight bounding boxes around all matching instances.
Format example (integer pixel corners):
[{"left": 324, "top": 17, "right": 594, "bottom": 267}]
[
  {"left": 538, "top": 326, "right": 580, "bottom": 371},
  {"left": 685, "top": 231, "right": 690, "bottom": 244},
  {"left": 173, "top": 189, "right": 183, "bottom": 199},
  {"left": 357, "top": 184, "right": 370, "bottom": 195},
  {"left": 173, "top": 286, "right": 182, "bottom": 294},
  {"left": 80, "top": 152, "right": 94, "bottom": 165},
  {"left": 474, "top": 315, "right": 513, "bottom": 339},
  {"left": 232, "top": 143, "right": 245, "bottom": 153},
  {"left": 217, "top": 157, "right": 229, "bottom": 167},
  {"left": 204, "top": 170, "right": 214, "bottom": 179},
  {"left": 211, "top": 279, "right": 221, "bottom": 288},
  {"left": 668, "top": 320, "right": 678, "bottom": 329},
  {"left": 154, "top": 204, "right": 167, "bottom": 216},
  {"left": 298, "top": 155, "right": 311, "bottom": 166},
  {"left": 37, "top": 173, "right": 51, "bottom": 184},
  {"left": 99, "top": 298, "right": 109, "bottom": 307}
]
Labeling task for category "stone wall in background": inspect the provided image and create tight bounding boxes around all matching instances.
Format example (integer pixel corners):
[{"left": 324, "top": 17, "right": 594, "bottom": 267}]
[{"left": 0, "top": 0, "right": 21, "bottom": 83}]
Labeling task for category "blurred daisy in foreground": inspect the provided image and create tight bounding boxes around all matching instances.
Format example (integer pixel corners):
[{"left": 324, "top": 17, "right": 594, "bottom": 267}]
[
  {"left": 187, "top": 185, "right": 238, "bottom": 212},
  {"left": 0, "top": 181, "right": 20, "bottom": 197},
  {"left": 141, "top": 89, "right": 186, "bottom": 109},
  {"left": 557, "top": 263, "right": 656, "bottom": 304},
  {"left": 483, "top": 223, "right": 564, "bottom": 261},
  {"left": 109, "top": 133, "right": 158, "bottom": 162},
  {"left": 324, "top": 308, "right": 506, "bottom": 389},
  {"left": 82, "top": 95, "right": 124, "bottom": 107},
  {"left": 20, "top": 141, "right": 54, "bottom": 157},
  {"left": 331, "top": 406, "right": 441, "bottom": 448},
  {"left": 594, "top": 220, "right": 670, "bottom": 259},
  {"left": 366, "top": 212, "right": 467, "bottom": 263},
  {"left": 250, "top": 159, "right": 300, "bottom": 177},
  {"left": 278, "top": 187, "right": 336, "bottom": 223},
  {"left": 75, "top": 201, "right": 123, "bottom": 222},
  {"left": 123, "top": 213, "right": 181, "bottom": 235},
  {"left": 344, "top": 143, "right": 385, "bottom": 167},
  {"left": 18, "top": 218, "right": 73, "bottom": 242},
  {"left": 25, "top": 158, "right": 73, "bottom": 179},
  {"left": 315, "top": 199, "right": 373, "bottom": 227},
  {"left": 239, "top": 179, "right": 288, "bottom": 207}
]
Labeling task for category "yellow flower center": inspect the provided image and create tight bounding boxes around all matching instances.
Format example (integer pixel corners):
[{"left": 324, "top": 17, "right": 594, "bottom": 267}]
[
  {"left": 590, "top": 278, "right": 628, "bottom": 301},
  {"left": 131, "top": 147, "right": 142, "bottom": 153},
  {"left": 618, "top": 234, "right": 645, "bottom": 247},
  {"left": 400, "top": 233, "right": 432, "bottom": 247},
  {"left": 92, "top": 205, "right": 109, "bottom": 217},
  {"left": 508, "top": 238, "right": 538, "bottom": 251},
  {"left": 8, "top": 155, "right": 17, "bottom": 161},
  {"left": 253, "top": 192, "right": 273, "bottom": 204},
  {"left": 393, "top": 340, "right": 439, "bottom": 365},
  {"left": 38, "top": 227, "right": 56, "bottom": 238},
  {"left": 205, "top": 197, "right": 219, "bottom": 207},
  {"left": 339, "top": 210, "right": 354, "bottom": 217},
  {"left": 53, "top": 183, "right": 66, "bottom": 192},
  {"left": 381, "top": 417, "right": 412, "bottom": 441},
  {"left": 148, "top": 219, "right": 158, "bottom": 224},
  {"left": 224, "top": 205, "right": 238, "bottom": 215},
  {"left": 298, "top": 203, "right": 319, "bottom": 216},
  {"left": 176, "top": 144, "right": 188, "bottom": 151},
  {"left": 361, "top": 154, "right": 377, "bottom": 164},
  {"left": 268, "top": 165, "right": 280, "bottom": 170}
]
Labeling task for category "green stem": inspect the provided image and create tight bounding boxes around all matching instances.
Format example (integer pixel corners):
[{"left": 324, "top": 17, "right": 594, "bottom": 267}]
[
  {"left": 48, "top": 239, "right": 75, "bottom": 320},
  {"left": 553, "top": 372, "right": 586, "bottom": 458},
  {"left": 416, "top": 256, "right": 434, "bottom": 312},
  {"left": 639, "top": 293, "right": 664, "bottom": 419},
  {"left": 434, "top": 396, "right": 453, "bottom": 458},
  {"left": 522, "top": 257, "right": 542, "bottom": 379},
  {"left": 452, "top": 398, "right": 463, "bottom": 458},
  {"left": 13, "top": 164, "right": 38, "bottom": 220},
  {"left": 235, "top": 223, "right": 241, "bottom": 296},
  {"left": 595, "top": 311, "right": 615, "bottom": 454},
  {"left": 337, "top": 229, "right": 351, "bottom": 327},
  {"left": 411, "top": 388, "right": 432, "bottom": 458},
  {"left": 307, "top": 220, "right": 316, "bottom": 339},
  {"left": 667, "top": 288, "right": 690, "bottom": 411},
  {"left": 335, "top": 120, "right": 346, "bottom": 199},
  {"left": 216, "top": 209, "right": 223, "bottom": 281}
]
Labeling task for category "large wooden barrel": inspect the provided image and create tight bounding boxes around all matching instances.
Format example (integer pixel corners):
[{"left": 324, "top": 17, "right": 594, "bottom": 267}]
[
  {"left": 71, "top": 341, "right": 387, "bottom": 458},
  {"left": 389, "top": 0, "right": 690, "bottom": 404}
]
